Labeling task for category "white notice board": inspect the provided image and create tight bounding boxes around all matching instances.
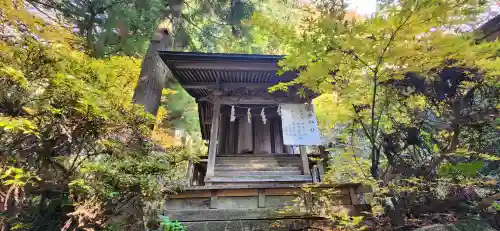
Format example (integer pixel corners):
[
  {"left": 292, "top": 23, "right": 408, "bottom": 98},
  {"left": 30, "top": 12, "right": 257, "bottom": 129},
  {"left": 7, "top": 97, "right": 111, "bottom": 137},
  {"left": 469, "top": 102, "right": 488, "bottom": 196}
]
[{"left": 280, "top": 104, "right": 321, "bottom": 145}]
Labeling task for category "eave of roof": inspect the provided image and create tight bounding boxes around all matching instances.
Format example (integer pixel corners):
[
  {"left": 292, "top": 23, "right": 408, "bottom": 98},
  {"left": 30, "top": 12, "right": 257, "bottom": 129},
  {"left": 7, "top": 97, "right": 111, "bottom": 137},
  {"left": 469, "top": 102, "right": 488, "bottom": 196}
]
[
  {"left": 477, "top": 14, "right": 500, "bottom": 41},
  {"left": 159, "top": 51, "right": 284, "bottom": 62},
  {"left": 158, "top": 51, "right": 302, "bottom": 100}
]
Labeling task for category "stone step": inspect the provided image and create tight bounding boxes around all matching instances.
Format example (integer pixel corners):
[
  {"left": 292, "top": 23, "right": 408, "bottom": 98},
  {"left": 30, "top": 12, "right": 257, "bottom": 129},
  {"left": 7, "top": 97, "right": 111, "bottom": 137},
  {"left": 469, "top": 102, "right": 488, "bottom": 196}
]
[
  {"left": 215, "top": 166, "right": 301, "bottom": 171},
  {"left": 205, "top": 175, "right": 312, "bottom": 183},
  {"left": 214, "top": 170, "right": 302, "bottom": 176}
]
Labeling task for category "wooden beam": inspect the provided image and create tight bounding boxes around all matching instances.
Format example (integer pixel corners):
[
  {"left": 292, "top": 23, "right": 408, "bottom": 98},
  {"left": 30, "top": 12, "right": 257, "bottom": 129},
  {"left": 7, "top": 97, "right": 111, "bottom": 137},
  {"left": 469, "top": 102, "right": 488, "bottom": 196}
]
[
  {"left": 264, "top": 188, "right": 300, "bottom": 196},
  {"left": 184, "top": 83, "right": 278, "bottom": 89},
  {"left": 217, "top": 189, "right": 258, "bottom": 197},
  {"left": 164, "top": 208, "right": 311, "bottom": 222},
  {"left": 299, "top": 146, "right": 310, "bottom": 175},
  {"left": 204, "top": 96, "right": 304, "bottom": 105},
  {"left": 220, "top": 106, "right": 280, "bottom": 117},
  {"left": 170, "top": 191, "right": 211, "bottom": 198},
  {"left": 175, "top": 61, "right": 278, "bottom": 71},
  {"left": 205, "top": 92, "right": 222, "bottom": 180}
]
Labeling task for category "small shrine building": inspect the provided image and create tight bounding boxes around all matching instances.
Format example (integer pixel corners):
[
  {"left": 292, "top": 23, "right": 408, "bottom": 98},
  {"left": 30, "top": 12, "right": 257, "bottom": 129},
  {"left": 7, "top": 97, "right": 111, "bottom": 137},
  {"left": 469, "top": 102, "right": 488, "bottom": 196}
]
[{"left": 158, "top": 51, "right": 369, "bottom": 230}]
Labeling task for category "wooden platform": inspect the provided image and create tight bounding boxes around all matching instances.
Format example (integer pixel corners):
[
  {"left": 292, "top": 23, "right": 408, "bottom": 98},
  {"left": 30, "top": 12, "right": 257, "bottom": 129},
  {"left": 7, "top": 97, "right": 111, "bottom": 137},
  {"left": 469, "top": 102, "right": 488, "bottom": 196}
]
[{"left": 164, "top": 183, "right": 371, "bottom": 231}]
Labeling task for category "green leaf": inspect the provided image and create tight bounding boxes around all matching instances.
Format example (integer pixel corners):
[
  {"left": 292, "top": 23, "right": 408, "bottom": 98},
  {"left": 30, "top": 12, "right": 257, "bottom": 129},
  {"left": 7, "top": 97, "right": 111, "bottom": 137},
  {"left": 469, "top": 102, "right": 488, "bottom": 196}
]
[{"left": 0, "top": 65, "right": 28, "bottom": 89}]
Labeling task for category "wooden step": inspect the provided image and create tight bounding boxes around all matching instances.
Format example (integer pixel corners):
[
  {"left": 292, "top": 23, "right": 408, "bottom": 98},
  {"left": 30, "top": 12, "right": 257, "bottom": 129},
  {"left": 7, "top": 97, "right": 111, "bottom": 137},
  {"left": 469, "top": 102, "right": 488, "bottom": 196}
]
[
  {"left": 216, "top": 156, "right": 301, "bottom": 160},
  {"left": 215, "top": 160, "right": 300, "bottom": 165},
  {"left": 215, "top": 163, "right": 301, "bottom": 169},
  {"left": 216, "top": 154, "right": 300, "bottom": 157},
  {"left": 215, "top": 166, "right": 301, "bottom": 171},
  {"left": 217, "top": 157, "right": 300, "bottom": 160},
  {"left": 185, "top": 183, "right": 307, "bottom": 190},
  {"left": 215, "top": 170, "right": 302, "bottom": 176},
  {"left": 205, "top": 175, "right": 312, "bottom": 183}
]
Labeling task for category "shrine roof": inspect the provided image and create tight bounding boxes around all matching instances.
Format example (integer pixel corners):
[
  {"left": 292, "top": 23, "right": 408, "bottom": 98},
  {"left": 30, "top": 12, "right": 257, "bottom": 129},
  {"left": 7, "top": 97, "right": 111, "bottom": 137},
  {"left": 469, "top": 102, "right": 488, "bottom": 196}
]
[
  {"left": 478, "top": 14, "right": 500, "bottom": 41},
  {"left": 158, "top": 51, "right": 315, "bottom": 141},
  {"left": 158, "top": 51, "right": 300, "bottom": 99}
]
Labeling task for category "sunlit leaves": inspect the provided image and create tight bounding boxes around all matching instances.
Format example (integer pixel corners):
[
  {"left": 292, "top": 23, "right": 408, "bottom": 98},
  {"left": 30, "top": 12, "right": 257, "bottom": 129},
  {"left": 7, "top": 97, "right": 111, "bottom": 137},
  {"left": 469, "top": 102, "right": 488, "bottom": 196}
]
[
  {"left": 253, "top": 3, "right": 500, "bottom": 228},
  {"left": 0, "top": 166, "right": 40, "bottom": 187},
  {"left": 0, "top": 0, "right": 76, "bottom": 48},
  {"left": 314, "top": 93, "right": 355, "bottom": 130},
  {"left": 479, "top": 153, "right": 500, "bottom": 161},
  {"left": 439, "top": 161, "right": 484, "bottom": 178},
  {"left": 254, "top": 0, "right": 500, "bottom": 124},
  {"left": 0, "top": 66, "right": 28, "bottom": 89},
  {"left": 68, "top": 178, "right": 91, "bottom": 193},
  {"left": 0, "top": 116, "right": 37, "bottom": 134}
]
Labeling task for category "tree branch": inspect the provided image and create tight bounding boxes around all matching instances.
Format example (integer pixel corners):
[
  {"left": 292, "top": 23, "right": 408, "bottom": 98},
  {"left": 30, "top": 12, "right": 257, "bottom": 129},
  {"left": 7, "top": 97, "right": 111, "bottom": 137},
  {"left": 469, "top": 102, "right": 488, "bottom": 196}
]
[
  {"left": 326, "top": 46, "right": 375, "bottom": 72},
  {"left": 351, "top": 104, "right": 374, "bottom": 145},
  {"left": 375, "top": 2, "right": 415, "bottom": 71},
  {"left": 349, "top": 124, "right": 370, "bottom": 179},
  {"left": 180, "top": 14, "right": 224, "bottom": 40},
  {"left": 374, "top": 90, "right": 390, "bottom": 140},
  {"left": 99, "top": 0, "right": 126, "bottom": 12},
  {"left": 367, "top": 1, "right": 417, "bottom": 178}
]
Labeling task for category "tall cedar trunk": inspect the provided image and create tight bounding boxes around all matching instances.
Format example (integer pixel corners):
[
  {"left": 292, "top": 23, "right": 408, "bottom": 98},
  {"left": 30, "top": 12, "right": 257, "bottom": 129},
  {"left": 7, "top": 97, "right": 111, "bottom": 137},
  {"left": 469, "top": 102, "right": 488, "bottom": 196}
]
[
  {"left": 132, "top": 0, "right": 184, "bottom": 115},
  {"left": 132, "top": 28, "right": 172, "bottom": 115},
  {"left": 129, "top": 1, "right": 184, "bottom": 230}
]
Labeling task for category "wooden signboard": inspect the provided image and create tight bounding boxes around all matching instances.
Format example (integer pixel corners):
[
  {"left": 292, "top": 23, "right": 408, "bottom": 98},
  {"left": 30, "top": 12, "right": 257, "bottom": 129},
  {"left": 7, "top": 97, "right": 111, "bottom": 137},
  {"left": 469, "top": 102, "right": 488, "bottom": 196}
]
[{"left": 280, "top": 104, "right": 321, "bottom": 145}]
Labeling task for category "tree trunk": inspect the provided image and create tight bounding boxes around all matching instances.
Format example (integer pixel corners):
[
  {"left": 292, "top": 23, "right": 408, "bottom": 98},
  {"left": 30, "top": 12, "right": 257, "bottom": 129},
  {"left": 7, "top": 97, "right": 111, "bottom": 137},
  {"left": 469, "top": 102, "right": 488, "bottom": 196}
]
[
  {"left": 132, "top": 0, "right": 184, "bottom": 116},
  {"left": 384, "top": 196, "right": 406, "bottom": 229},
  {"left": 132, "top": 27, "right": 172, "bottom": 115},
  {"left": 129, "top": 1, "right": 185, "bottom": 229}
]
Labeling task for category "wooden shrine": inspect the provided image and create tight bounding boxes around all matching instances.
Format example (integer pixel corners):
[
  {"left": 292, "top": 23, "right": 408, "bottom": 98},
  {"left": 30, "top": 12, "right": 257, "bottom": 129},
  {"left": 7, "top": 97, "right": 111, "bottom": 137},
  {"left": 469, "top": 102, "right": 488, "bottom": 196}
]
[{"left": 158, "top": 52, "right": 370, "bottom": 230}]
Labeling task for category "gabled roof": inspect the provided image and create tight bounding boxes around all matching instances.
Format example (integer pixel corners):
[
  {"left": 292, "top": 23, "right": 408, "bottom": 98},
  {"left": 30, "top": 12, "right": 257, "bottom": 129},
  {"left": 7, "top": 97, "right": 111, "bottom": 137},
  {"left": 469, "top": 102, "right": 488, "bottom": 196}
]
[
  {"left": 158, "top": 51, "right": 301, "bottom": 100},
  {"left": 158, "top": 51, "right": 315, "bottom": 140},
  {"left": 478, "top": 14, "right": 500, "bottom": 41}
]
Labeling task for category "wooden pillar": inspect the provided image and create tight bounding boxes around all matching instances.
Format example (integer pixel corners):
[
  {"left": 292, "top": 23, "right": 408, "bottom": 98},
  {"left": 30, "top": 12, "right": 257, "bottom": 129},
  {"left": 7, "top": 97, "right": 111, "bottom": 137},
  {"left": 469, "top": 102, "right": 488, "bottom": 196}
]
[
  {"left": 237, "top": 117, "right": 253, "bottom": 153},
  {"left": 318, "top": 159, "right": 325, "bottom": 181},
  {"left": 185, "top": 160, "right": 194, "bottom": 186},
  {"left": 210, "top": 190, "right": 218, "bottom": 209},
  {"left": 301, "top": 99, "right": 313, "bottom": 175},
  {"left": 206, "top": 92, "right": 221, "bottom": 178},
  {"left": 258, "top": 189, "right": 266, "bottom": 208},
  {"left": 300, "top": 145, "right": 310, "bottom": 175},
  {"left": 349, "top": 187, "right": 360, "bottom": 205},
  {"left": 312, "top": 166, "right": 319, "bottom": 183}
]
